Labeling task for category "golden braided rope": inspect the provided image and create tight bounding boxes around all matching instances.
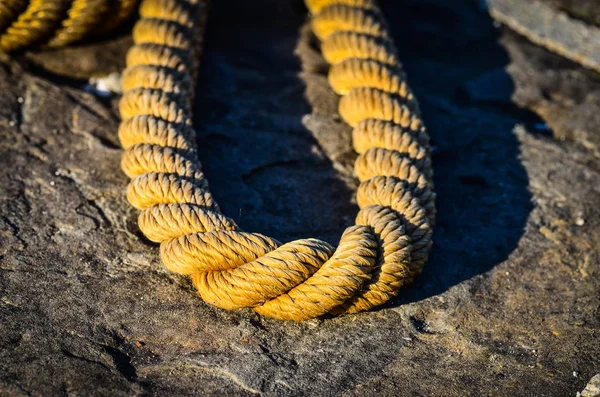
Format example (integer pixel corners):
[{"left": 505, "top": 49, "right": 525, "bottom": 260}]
[
  {"left": 2, "top": 0, "right": 435, "bottom": 321},
  {"left": 119, "top": 0, "right": 435, "bottom": 320},
  {"left": 0, "top": 0, "right": 138, "bottom": 51}
]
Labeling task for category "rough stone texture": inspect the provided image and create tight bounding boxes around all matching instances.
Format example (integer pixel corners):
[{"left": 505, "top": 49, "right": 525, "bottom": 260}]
[
  {"left": 545, "top": 0, "right": 600, "bottom": 26},
  {"left": 581, "top": 374, "right": 600, "bottom": 397},
  {"left": 488, "top": 0, "right": 600, "bottom": 74},
  {"left": 1, "top": 0, "right": 599, "bottom": 396}
]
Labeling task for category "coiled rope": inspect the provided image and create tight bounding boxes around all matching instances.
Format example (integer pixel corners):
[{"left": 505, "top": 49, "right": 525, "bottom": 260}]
[{"left": 2, "top": 0, "right": 435, "bottom": 321}]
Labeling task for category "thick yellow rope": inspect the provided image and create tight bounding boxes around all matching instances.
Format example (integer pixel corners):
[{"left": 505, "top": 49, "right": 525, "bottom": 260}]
[
  {"left": 1, "top": 0, "right": 435, "bottom": 321},
  {"left": 0, "top": 0, "right": 138, "bottom": 51},
  {"left": 119, "top": 0, "right": 434, "bottom": 320}
]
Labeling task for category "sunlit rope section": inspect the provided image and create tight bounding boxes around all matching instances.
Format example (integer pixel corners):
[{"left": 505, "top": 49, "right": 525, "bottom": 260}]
[
  {"left": 0, "top": 0, "right": 138, "bottom": 51},
  {"left": 0, "top": 0, "right": 434, "bottom": 320},
  {"left": 117, "top": 0, "right": 434, "bottom": 321}
]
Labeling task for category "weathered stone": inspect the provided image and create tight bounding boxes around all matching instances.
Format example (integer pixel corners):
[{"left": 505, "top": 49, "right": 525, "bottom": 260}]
[
  {"left": 502, "top": 30, "right": 600, "bottom": 157},
  {"left": 488, "top": 0, "right": 600, "bottom": 73},
  {"left": 544, "top": 0, "right": 600, "bottom": 26},
  {"left": 0, "top": 0, "right": 598, "bottom": 396},
  {"left": 581, "top": 374, "right": 600, "bottom": 397}
]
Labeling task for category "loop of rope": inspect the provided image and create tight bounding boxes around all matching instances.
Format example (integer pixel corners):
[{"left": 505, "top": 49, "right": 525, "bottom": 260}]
[
  {"left": 1, "top": 0, "right": 435, "bottom": 320},
  {"left": 117, "top": 0, "right": 434, "bottom": 320}
]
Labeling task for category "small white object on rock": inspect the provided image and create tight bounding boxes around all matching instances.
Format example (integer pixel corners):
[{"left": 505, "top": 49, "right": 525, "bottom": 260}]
[
  {"left": 85, "top": 72, "right": 122, "bottom": 98},
  {"left": 575, "top": 212, "right": 586, "bottom": 226}
]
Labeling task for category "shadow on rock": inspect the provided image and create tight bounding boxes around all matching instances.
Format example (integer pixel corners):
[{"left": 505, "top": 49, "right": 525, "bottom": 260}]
[
  {"left": 378, "top": 0, "right": 538, "bottom": 305},
  {"left": 193, "top": 0, "right": 538, "bottom": 307},
  {"left": 192, "top": 0, "right": 357, "bottom": 245}
]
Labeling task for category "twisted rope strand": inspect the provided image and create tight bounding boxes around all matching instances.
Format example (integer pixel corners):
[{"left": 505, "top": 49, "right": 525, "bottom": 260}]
[
  {"left": 46, "top": 0, "right": 112, "bottom": 47},
  {"left": 1, "top": 0, "right": 435, "bottom": 321},
  {"left": 0, "top": 0, "right": 139, "bottom": 51},
  {"left": 117, "top": 0, "right": 434, "bottom": 320},
  {"left": 0, "top": 0, "right": 71, "bottom": 51},
  {"left": 0, "top": 0, "right": 27, "bottom": 33}
]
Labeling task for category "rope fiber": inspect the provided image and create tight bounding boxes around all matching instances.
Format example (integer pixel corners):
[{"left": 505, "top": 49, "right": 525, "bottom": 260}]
[{"left": 1, "top": 0, "right": 435, "bottom": 321}]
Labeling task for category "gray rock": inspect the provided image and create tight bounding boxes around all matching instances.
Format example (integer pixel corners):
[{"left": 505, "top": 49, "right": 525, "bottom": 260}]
[
  {"left": 581, "top": 374, "right": 600, "bottom": 397},
  {"left": 488, "top": 0, "right": 600, "bottom": 73},
  {"left": 544, "top": 0, "right": 600, "bottom": 26},
  {"left": 0, "top": 0, "right": 598, "bottom": 396}
]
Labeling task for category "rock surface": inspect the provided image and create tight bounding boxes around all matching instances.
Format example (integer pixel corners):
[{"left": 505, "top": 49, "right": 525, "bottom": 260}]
[
  {"left": 546, "top": 0, "right": 600, "bottom": 26},
  {"left": 1, "top": 0, "right": 599, "bottom": 396},
  {"left": 581, "top": 374, "right": 600, "bottom": 397},
  {"left": 488, "top": 0, "right": 600, "bottom": 74}
]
